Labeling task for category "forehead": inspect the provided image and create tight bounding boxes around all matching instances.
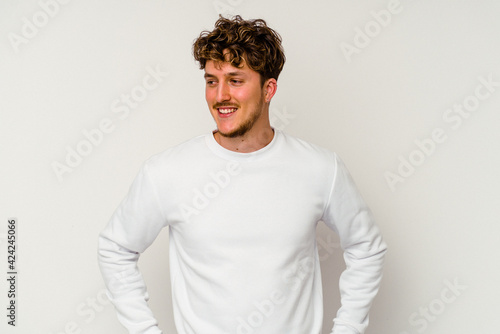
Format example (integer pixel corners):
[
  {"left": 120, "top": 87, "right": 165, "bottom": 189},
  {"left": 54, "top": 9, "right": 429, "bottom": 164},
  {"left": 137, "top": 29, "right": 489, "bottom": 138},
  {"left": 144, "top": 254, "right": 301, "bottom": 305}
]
[{"left": 204, "top": 59, "right": 257, "bottom": 77}]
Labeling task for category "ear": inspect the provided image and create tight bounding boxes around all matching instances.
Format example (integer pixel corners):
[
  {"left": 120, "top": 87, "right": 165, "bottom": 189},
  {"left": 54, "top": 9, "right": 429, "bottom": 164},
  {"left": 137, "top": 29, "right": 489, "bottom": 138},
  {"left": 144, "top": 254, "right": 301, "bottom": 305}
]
[{"left": 263, "top": 78, "right": 278, "bottom": 103}]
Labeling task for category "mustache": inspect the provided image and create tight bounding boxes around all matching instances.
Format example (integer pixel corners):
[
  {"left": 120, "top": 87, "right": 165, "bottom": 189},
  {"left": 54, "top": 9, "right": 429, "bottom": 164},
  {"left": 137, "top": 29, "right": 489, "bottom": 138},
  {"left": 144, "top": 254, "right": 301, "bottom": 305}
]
[{"left": 213, "top": 103, "right": 240, "bottom": 109}]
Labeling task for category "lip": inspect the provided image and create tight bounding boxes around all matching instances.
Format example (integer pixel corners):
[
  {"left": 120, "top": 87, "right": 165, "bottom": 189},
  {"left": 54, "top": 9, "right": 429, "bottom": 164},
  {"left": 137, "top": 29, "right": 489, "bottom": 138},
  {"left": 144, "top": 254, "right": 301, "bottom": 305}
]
[{"left": 216, "top": 107, "right": 238, "bottom": 118}]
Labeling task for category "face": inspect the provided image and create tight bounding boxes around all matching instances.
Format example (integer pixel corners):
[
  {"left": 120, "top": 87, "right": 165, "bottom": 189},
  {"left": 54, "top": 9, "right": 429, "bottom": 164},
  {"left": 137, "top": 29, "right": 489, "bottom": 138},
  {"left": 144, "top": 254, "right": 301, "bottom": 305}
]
[{"left": 204, "top": 59, "right": 274, "bottom": 138}]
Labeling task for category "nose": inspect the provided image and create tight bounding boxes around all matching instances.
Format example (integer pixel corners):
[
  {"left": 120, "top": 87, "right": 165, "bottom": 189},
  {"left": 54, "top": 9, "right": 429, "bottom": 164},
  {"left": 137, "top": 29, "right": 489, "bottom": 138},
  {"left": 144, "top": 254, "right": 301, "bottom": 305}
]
[{"left": 216, "top": 82, "right": 230, "bottom": 102}]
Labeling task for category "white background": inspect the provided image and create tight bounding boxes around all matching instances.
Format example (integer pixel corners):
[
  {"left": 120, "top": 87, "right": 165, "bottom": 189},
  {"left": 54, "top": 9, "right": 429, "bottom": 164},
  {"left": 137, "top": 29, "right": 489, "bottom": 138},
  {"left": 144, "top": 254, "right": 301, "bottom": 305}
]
[{"left": 1, "top": 0, "right": 500, "bottom": 333}]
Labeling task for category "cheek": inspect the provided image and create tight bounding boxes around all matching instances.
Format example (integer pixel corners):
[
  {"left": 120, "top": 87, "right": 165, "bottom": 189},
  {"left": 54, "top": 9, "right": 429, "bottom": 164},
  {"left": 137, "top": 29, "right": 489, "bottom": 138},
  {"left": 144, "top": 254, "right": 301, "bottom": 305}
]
[
  {"left": 205, "top": 90, "right": 214, "bottom": 102},
  {"left": 240, "top": 91, "right": 263, "bottom": 107},
  {"left": 231, "top": 90, "right": 252, "bottom": 104}
]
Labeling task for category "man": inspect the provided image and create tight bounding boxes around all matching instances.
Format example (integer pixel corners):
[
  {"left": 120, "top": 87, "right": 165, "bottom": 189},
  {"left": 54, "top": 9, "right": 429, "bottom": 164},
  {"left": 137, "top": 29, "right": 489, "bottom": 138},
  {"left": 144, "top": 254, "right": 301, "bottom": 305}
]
[{"left": 98, "top": 15, "right": 387, "bottom": 334}]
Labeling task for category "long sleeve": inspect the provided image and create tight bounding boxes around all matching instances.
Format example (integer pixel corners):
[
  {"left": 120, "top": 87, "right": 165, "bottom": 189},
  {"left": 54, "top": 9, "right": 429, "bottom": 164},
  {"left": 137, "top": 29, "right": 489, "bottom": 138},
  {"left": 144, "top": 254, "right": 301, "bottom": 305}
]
[
  {"left": 321, "top": 154, "right": 387, "bottom": 334},
  {"left": 98, "top": 162, "right": 168, "bottom": 334}
]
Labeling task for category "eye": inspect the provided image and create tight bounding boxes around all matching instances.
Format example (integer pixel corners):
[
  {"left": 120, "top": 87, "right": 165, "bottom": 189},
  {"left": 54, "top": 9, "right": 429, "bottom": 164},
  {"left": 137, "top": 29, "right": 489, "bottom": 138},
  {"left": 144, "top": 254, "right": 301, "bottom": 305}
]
[
  {"left": 230, "top": 79, "right": 243, "bottom": 85},
  {"left": 206, "top": 80, "right": 217, "bottom": 86}
]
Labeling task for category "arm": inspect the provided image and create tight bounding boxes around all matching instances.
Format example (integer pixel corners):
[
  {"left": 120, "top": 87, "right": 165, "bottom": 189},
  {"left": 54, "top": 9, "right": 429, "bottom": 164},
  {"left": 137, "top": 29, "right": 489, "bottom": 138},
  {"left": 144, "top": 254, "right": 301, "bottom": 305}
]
[
  {"left": 98, "top": 162, "right": 168, "bottom": 334},
  {"left": 321, "top": 154, "right": 387, "bottom": 334}
]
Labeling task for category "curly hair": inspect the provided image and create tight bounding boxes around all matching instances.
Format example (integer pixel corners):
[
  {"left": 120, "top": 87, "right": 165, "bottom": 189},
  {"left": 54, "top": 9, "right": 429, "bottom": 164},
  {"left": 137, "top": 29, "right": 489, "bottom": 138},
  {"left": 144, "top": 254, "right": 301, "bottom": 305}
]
[{"left": 193, "top": 15, "right": 286, "bottom": 85}]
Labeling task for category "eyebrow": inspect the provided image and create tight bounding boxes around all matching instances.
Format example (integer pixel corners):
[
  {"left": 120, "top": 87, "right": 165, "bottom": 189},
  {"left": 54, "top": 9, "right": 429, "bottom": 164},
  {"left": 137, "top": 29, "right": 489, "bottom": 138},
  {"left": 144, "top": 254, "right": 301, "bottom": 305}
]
[{"left": 204, "top": 71, "right": 247, "bottom": 79}]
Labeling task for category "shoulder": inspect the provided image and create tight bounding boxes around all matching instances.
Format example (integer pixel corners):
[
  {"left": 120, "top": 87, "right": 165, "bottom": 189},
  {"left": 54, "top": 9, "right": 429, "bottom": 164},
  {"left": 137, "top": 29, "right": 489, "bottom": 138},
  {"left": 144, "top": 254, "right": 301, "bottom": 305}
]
[
  {"left": 278, "top": 130, "right": 338, "bottom": 164},
  {"left": 141, "top": 134, "right": 208, "bottom": 173}
]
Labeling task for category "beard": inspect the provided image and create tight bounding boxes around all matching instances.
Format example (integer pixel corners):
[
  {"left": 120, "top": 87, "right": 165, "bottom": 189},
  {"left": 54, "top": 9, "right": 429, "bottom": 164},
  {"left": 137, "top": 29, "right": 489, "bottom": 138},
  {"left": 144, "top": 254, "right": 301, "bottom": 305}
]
[{"left": 217, "top": 98, "right": 264, "bottom": 138}]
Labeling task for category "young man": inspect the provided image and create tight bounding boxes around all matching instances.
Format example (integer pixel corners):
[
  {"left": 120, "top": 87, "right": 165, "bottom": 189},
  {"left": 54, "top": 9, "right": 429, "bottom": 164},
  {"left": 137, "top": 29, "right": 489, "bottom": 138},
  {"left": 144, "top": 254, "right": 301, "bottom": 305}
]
[{"left": 98, "top": 15, "right": 387, "bottom": 334}]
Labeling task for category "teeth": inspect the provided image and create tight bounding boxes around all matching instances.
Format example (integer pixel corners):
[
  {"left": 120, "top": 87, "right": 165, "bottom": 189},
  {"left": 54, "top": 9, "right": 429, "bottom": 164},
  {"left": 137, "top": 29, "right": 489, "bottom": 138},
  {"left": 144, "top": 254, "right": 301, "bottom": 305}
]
[{"left": 218, "top": 108, "right": 237, "bottom": 114}]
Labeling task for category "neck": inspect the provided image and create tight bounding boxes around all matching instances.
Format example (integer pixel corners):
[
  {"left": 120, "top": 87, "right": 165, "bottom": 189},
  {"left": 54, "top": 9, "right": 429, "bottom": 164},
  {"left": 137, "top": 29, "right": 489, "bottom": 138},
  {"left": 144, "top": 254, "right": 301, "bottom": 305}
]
[{"left": 214, "top": 126, "right": 275, "bottom": 153}]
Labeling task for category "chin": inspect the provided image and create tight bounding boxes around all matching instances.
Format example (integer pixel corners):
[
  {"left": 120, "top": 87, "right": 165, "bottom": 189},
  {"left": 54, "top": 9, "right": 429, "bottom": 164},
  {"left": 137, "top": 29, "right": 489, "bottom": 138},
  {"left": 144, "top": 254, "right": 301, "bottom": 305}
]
[{"left": 217, "top": 125, "right": 249, "bottom": 138}]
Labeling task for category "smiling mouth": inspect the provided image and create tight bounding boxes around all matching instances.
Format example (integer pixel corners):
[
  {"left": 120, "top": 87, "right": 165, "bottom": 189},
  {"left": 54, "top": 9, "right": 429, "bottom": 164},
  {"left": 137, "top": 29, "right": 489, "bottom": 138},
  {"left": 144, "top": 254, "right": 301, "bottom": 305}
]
[{"left": 217, "top": 107, "right": 238, "bottom": 114}]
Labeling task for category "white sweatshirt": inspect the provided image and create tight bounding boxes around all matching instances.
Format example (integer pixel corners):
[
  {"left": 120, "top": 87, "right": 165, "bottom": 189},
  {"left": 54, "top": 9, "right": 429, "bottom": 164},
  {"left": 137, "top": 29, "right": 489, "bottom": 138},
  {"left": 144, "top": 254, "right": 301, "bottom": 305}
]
[{"left": 98, "top": 129, "right": 387, "bottom": 334}]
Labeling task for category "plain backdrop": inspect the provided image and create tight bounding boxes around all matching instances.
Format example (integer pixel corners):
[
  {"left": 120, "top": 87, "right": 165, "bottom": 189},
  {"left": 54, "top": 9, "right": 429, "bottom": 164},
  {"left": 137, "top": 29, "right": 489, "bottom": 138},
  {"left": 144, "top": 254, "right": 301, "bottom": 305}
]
[{"left": 1, "top": 0, "right": 499, "bottom": 333}]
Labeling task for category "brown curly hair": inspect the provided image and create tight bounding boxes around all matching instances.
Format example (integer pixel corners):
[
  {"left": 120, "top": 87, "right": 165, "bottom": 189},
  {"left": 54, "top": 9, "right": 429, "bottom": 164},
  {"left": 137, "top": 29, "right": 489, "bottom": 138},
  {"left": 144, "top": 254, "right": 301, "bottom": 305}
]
[{"left": 193, "top": 15, "right": 286, "bottom": 85}]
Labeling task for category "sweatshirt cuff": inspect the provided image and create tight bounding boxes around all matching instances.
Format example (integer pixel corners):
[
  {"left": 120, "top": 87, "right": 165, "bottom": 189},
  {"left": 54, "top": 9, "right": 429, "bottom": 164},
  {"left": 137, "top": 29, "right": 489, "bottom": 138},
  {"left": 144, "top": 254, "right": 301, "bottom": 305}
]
[
  {"left": 330, "top": 322, "right": 362, "bottom": 334},
  {"left": 143, "top": 327, "right": 162, "bottom": 334}
]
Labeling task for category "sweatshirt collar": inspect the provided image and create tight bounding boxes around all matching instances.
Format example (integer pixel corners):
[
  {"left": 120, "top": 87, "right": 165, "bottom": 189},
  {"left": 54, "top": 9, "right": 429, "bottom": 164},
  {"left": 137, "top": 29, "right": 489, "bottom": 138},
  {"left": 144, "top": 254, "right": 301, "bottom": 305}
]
[{"left": 205, "top": 128, "right": 281, "bottom": 161}]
